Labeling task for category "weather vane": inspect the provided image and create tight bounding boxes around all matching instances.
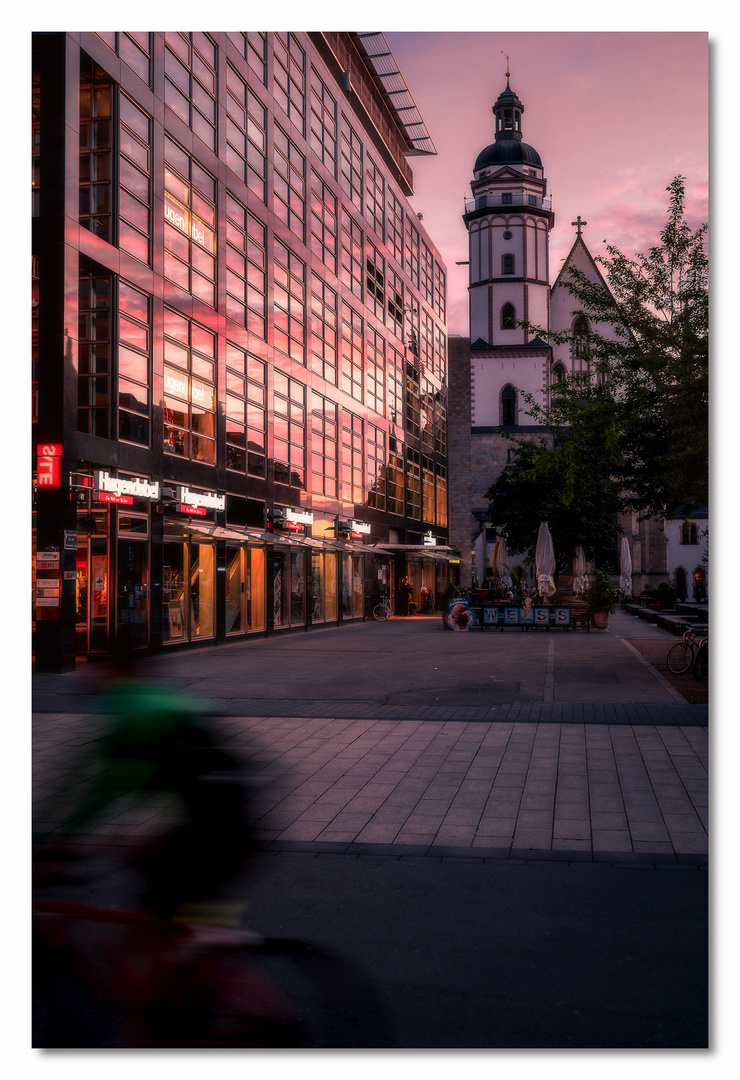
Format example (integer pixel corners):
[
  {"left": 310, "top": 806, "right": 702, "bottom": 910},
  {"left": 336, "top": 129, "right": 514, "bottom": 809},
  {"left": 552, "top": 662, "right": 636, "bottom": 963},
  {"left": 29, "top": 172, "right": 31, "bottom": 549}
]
[{"left": 501, "top": 51, "right": 511, "bottom": 82}]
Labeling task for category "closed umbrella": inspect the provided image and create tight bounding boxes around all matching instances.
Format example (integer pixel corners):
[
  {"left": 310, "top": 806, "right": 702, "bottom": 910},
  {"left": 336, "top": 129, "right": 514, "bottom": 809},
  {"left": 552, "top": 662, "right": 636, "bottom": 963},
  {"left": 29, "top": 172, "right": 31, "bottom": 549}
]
[
  {"left": 573, "top": 545, "right": 586, "bottom": 595},
  {"left": 492, "top": 537, "right": 511, "bottom": 589},
  {"left": 535, "top": 522, "right": 556, "bottom": 598},
  {"left": 619, "top": 537, "right": 632, "bottom": 597}
]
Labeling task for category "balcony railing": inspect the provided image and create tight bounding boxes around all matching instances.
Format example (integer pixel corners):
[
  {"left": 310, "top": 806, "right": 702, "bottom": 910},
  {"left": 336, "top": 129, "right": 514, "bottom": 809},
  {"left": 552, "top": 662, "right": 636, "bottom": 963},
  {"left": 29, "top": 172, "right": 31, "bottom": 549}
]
[{"left": 464, "top": 192, "right": 553, "bottom": 214}]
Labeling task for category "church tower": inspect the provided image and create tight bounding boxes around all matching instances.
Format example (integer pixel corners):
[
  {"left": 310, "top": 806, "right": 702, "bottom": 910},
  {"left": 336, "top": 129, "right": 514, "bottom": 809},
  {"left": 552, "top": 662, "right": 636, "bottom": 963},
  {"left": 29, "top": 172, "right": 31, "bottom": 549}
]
[{"left": 463, "top": 63, "right": 554, "bottom": 347}]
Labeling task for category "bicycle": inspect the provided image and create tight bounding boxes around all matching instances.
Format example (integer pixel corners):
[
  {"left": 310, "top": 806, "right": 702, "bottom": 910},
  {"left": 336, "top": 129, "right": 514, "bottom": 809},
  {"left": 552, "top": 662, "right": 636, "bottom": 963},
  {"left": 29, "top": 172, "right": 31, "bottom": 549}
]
[
  {"left": 364, "top": 592, "right": 391, "bottom": 621},
  {"left": 33, "top": 852, "right": 394, "bottom": 1048},
  {"left": 692, "top": 636, "right": 708, "bottom": 686},
  {"left": 666, "top": 623, "right": 707, "bottom": 674}
]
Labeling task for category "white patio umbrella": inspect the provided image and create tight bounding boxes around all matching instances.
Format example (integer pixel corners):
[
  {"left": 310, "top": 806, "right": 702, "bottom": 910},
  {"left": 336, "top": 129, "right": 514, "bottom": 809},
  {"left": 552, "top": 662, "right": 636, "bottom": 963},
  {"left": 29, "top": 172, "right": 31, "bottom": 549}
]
[
  {"left": 573, "top": 545, "right": 587, "bottom": 594},
  {"left": 492, "top": 537, "right": 511, "bottom": 588},
  {"left": 619, "top": 537, "right": 632, "bottom": 596},
  {"left": 535, "top": 521, "right": 556, "bottom": 597}
]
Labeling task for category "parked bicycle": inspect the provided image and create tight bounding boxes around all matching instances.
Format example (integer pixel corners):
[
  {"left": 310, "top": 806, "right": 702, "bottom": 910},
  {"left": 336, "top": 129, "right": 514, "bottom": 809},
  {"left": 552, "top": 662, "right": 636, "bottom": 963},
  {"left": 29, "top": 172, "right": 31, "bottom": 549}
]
[
  {"left": 364, "top": 592, "right": 391, "bottom": 621},
  {"left": 693, "top": 636, "right": 708, "bottom": 686},
  {"left": 666, "top": 623, "right": 708, "bottom": 675}
]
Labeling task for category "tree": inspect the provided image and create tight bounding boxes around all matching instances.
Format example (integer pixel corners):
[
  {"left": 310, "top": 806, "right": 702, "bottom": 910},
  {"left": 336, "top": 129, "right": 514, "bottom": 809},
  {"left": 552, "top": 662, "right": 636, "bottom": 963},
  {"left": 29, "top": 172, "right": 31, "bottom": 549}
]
[
  {"left": 525, "top": 176, "right": 708, "bottom": 520},
  {"left": 485, "top": 419, "right": 622, "bottom": 574}
]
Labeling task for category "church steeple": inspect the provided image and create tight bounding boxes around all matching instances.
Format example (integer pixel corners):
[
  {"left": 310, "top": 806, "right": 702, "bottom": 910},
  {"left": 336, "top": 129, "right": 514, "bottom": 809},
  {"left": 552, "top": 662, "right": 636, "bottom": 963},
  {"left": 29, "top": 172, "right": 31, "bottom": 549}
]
[{"left": 493, "top": 57, "right": 525, "bottom": 142}]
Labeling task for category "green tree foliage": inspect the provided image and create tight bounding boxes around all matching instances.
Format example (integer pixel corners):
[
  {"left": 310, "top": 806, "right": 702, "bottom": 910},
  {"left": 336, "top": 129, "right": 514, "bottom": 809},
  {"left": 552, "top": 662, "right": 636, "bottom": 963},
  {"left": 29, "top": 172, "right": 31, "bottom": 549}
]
[
  {"left": 485, "top": 418, "right": 622, "bottom": 574},
  {"left": 525, "top": 176, "right": 708, "bottom": 519}
]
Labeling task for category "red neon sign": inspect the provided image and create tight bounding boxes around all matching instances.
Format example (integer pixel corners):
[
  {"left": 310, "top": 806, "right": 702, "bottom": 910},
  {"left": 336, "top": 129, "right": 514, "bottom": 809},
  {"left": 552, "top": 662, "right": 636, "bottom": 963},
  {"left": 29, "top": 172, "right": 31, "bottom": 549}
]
[
  {"left": 98, "top": 492, "right": 134, "bottom": 505},
  {"left": 180, "top": 505, "right": 207, "bottom": 516},
  {"left": 36, "top": 443, "right": 62, "bottom": 488}
]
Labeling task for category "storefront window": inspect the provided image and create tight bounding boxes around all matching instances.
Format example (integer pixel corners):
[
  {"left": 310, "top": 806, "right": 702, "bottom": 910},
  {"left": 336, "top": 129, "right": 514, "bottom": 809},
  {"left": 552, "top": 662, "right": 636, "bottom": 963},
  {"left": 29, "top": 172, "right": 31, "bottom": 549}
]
[
  {"left": 291, "top": 551, "right": 305, "bottom": 623},
  {"left": 325, "top": 553, "right": 338, "bottom": 621},
  {"left": 191, "top": 542, "right": 215, "bottom": 638},
  {"left": 273, "top": 552, "right": 289, "bottom": 628},
  {"left": 340, "top": 553, "right": 364, "bottom": 619},
  {"left": 163, "top": 540, "right": 187, "bottom": 642},
  {"left": 311, "top": 553, "right": 323, "bottom": 621},
  {"left": 352, "top": 555, "right": 364, "bottom": 619},
  {"left": 162, "top": 534, "right": 216, "bottom": 642},
  {"left": 117, "top": 532, "right": 148, "bottom": 650},
  {"left": 74, "top": 506, "right": 109, "bottom": 655},
  {"left": 225, "top": 545, "right": 266, "bottom": 634}
]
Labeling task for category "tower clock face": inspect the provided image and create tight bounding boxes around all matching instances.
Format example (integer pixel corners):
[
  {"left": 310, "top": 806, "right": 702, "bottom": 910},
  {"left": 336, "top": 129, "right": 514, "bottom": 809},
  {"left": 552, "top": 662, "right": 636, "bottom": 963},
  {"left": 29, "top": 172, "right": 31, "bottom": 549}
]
[{"left": 503, "top": 231, "right": 512, "bottom": 239}]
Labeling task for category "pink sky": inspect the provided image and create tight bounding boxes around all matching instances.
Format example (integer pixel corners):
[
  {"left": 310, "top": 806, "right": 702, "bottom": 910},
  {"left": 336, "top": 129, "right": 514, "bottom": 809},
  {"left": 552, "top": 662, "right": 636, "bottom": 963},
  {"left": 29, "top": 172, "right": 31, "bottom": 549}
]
[{"left": 385, "top": 32, "right": 709, "bottom": 336}]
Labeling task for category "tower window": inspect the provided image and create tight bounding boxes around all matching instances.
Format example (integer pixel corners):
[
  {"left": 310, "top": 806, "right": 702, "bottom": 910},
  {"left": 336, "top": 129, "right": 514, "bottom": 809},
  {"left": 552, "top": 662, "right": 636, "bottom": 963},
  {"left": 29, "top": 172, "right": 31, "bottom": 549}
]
[
  {"left": 501, "top": 303, "right": 516, "bottom": 329},
  {"left": 501, "top": 385, "right": 517, "bottom": 426},
  {"left": 502, "top": 254, "right": 514, "bottom": 275},
  {"left": 501, "top": 193, "right": 512, "bottom": 205}
]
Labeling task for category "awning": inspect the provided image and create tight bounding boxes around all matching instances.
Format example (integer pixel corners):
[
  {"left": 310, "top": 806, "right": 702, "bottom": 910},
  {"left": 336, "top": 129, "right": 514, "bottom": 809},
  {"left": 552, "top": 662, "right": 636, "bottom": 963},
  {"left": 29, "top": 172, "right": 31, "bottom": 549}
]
[{"left": 375, "top": 544, "right": 459, "bottom": 563}]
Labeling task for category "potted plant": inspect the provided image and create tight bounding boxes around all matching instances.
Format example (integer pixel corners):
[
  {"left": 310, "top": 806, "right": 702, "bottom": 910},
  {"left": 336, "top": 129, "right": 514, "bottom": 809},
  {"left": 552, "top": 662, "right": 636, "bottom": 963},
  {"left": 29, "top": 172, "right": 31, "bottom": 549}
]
[{"left": 585, "top": 568, "right": 618, "bottom": 630}]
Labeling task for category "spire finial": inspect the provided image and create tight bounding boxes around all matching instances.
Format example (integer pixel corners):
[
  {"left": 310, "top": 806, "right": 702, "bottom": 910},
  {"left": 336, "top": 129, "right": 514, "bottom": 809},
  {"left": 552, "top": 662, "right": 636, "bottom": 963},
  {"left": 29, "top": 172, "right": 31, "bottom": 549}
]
[
  {"left": 501, "top": 51, "right": 511, "bottom": 86},
  {"left": 571, "top": 215, "right": 588, "bottom": 238}
]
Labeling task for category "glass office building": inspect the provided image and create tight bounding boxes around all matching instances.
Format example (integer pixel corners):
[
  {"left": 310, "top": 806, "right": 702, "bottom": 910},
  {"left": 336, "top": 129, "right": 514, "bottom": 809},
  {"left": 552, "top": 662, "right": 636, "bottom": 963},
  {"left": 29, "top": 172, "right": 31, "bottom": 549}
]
[{"left": 32, "top": 32, "right": 455, "bottom": 670}]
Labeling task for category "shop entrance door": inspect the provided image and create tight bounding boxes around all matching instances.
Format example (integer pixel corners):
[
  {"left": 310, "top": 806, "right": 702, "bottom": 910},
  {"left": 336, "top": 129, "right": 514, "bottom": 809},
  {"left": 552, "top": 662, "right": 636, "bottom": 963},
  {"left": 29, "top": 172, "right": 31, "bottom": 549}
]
[{"left": 75, "top": 534, "right": 109, "bottom": 655}]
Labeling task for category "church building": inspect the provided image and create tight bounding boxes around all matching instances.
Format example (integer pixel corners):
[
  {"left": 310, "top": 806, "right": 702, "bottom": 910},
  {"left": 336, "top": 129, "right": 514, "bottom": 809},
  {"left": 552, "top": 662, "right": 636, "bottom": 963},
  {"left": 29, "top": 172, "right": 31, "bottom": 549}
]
[{"left": 447, "top": 69, "right": 686, "bottom": 596}]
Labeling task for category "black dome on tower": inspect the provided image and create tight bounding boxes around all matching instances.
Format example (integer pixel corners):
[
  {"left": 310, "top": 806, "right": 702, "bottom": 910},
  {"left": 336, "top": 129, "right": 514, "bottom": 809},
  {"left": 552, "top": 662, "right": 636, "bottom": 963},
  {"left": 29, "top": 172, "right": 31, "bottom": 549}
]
[{"left": 474, "top": 77, "right": 543, "bottom": 172}]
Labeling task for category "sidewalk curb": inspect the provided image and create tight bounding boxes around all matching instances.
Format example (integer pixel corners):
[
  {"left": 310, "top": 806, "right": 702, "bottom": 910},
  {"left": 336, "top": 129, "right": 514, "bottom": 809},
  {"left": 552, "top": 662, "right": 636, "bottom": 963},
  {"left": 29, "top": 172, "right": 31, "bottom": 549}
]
[{"left": 621, "top": 639, "right": 688, "bottom": 704}]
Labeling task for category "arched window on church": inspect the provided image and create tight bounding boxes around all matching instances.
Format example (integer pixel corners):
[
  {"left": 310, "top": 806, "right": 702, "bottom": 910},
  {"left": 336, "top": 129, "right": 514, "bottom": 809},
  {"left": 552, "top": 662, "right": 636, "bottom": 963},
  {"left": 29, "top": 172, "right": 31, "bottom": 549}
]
[
  {"left": 501, "top": 302, "right": 516, "bottom": 329},
  {"left": 501, "top": 384, "right": 517, "bottom": 426},
  {"left": 571, "top": 314, "right": 590, "bottom": 381},
  {"left": 551, "top": 362, "right": 566, "bottom": 391}
]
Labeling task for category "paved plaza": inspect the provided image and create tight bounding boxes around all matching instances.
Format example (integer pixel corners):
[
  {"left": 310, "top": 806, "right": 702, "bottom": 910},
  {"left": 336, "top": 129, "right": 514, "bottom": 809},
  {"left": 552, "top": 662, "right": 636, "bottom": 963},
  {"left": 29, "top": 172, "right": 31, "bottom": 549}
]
[{"left": 33, "top": 609, "right": 708, "bottom": 866}]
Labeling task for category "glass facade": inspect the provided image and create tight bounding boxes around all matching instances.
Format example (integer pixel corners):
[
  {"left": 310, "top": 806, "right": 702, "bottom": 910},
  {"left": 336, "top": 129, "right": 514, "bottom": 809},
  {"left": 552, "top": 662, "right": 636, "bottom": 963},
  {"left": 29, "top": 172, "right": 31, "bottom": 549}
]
[{"left": 32, "top": 31, "right": 452, "bottom": 667}]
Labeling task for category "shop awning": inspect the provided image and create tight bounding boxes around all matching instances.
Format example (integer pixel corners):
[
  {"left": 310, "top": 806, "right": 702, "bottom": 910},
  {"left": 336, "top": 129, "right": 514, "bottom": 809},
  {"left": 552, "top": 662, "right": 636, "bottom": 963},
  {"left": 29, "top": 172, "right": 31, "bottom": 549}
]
[{"left": 375, "top": 544, "right": 459, "bottom": 563}]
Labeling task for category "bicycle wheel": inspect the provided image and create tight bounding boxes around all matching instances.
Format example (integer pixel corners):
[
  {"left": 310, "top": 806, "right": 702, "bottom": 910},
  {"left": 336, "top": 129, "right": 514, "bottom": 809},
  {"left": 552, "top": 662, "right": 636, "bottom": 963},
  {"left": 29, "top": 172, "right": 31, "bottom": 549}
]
[
  {"left": 373, "top": 602, "right": 390, "bottom": 622},
  {"left": 667, "top": 641, "right": 694, "bottom": 674},
  {"left": 693, "top": 642, "right": 708, "bottom": 685}
]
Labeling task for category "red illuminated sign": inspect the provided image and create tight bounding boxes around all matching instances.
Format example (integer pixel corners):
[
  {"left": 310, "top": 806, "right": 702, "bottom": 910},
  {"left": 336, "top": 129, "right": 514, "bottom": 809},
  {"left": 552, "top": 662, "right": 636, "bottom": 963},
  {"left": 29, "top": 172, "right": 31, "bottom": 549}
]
[
  {"left": 180, "top": 504, "right": 207, "bottom": 516},
  {"left": 98, "top": 492, "right": 134, "bottom": 505},
  {"left": 36, "top": 443, "right": 62, "bottom": 488}
]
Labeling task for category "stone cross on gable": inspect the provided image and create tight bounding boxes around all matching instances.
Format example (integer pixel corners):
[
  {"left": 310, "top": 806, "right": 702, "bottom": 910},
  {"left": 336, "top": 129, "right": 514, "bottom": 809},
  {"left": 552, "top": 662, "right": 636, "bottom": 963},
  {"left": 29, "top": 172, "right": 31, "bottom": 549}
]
[{"left": 571, "top": 215, "right": 587, "bottom": 237}]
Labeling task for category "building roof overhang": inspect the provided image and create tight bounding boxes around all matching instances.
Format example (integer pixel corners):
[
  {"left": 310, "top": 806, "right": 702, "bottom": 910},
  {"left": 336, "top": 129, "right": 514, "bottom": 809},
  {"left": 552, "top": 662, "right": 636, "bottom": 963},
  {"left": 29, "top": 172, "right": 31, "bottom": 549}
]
[{"left": 351, "top": 32, "right": 437, "bottom": 156}]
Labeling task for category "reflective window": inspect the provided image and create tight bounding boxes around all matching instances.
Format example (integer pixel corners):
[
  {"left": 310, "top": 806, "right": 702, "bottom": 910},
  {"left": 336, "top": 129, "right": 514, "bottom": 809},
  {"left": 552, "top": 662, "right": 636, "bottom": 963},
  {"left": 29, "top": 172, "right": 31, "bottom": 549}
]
[
  {"left": 310, "top": 391, "right": 337, "bottom": 498},
  {"left": 163, "top": 309, "right": 217, "bottom": 463},
  {"left": 117, "top": 281, "right": 150, "bottom": 445},
  {"left": 365, "top": 156, "right": 384, "bottom": 239},
  {"left": 78, "top": 261, "right": 111, "bottom": 438},
  {"left": 164, "top": 32, "right": 217, "bottom": 150},
  {"left": 274, "top": 124, "right": 305, "bottom": 240},
  {"left": 310, "top": 276, "right": 338, "bottom": 385},
  {"left": 310, "top": 73, "right": 337, "bottom": 176},
  {"left": 309, "top": 171, "right": 337, "bottom": 274},
  {"left": 225, "top": 64, "right": 267, "bottom": 202},
  {"left": 119, "top": 95, "right": 151, "bottom": 265},
  {"left": 225, "top": 342, "right": 266, "bottom": 477},
  {"left": 274, "top": 33, "right": 305, "bottom": 135},
  {"left": 366, "top": 425, "right": 386, "bottom": 510},
  {"left": 225, "top": 193, "right": 266, "bottom": 338},
  {"left": 164, "top": 138, "right": 217, "bottom": 307},
  {"left": 340, "top": 121, "right": 363, "bottom": 212},
  {"left": 341, "top": 304, "right": 363, "bottom": 403},
  {"left": 273, "top": 373, "right": 305, "bottom": 489},
  {"left": 341, "top": 412, "right": 364, "bottom": 505},
  {"left": 273, "top": 241, "right": 306, "bottom": 364},
  {"left": 79, "top": 55, "right": 112, "bottom": 242}
]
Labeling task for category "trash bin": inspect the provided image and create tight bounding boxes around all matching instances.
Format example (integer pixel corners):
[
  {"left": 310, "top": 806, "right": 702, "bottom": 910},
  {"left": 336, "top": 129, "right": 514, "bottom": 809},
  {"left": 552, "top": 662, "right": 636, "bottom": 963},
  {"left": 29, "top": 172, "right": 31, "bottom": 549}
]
[{"left": 408, "top": 602, "right": 418, "bottom": 616}]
